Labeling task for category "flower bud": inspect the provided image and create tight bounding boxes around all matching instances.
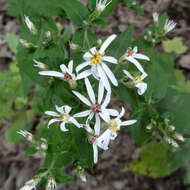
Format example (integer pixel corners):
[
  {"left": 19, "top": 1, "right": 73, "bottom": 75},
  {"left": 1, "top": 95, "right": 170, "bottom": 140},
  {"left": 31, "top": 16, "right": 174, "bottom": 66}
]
[
  {"left": 167, "top": 125, "right": 175, "bottom": 132},
  {"left": 45, "top": 31, "right": 51, "bottom": 40},
  {"left": 173, "top": 133, "right": 184, "bottom": 142},
  {"left": 152, "top": 12, "right": 159, "bottom": 23},
  {"left": 17, "top": 130, "right": 34, "bottom": 143},
  {"left": 70, "top": 42, "right": 79, "bottom": 51},
  {"left": 33, "top": 59, "right": 47, "bottom": 70},
  {"left": 24, "top": 15, "right": 37, "bottom": 35},
  {"left": 40, "top": 138, "right": 48, "bottom": 150},
  {"left": 46, "top": 176, "right": 56, "bottom": 190}
]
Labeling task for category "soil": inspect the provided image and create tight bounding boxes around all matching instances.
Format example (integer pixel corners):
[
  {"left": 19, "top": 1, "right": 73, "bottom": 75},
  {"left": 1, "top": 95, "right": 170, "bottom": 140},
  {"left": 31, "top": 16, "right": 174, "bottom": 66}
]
[{"left": 0, "top": 0, "right": 190, "bottom": 189}]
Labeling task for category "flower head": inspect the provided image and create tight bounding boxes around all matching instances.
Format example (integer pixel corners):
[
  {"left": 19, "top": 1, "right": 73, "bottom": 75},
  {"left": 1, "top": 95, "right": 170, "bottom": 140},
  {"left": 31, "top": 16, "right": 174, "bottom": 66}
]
[
  {"left": 164, "top": 19, "right": 177, "bottom": 34},
  {"left": 123, "top": 70, "right": 148, "bottom": 95},
  {"left": 96, "top": 0, "right": 112, "bottom": 14},
  {"left": 76, "top": 34, "right": 118, "bottom": 92},
  {"left": 33, "top": 59, "right": 46, "bottom": 70},
  {"left": 121, "top": 46, "right": 150, "bottom": 73},
  {"left": 45, "top": 105, "right": 81, "bottom": 132},
  {"left": 17, "top": 130, "right": 33, "bottom": 143},
  {"left": 20, "top": 176, "right": 39, "bottom": 190},
  {"left": 73, "top": 78, "right": 118, "bottom": 135},
  {"left": 152, "top": 12, "right": 159, "bottom": 23},
  {"left": 24, "top": 15, "right": 37, "bottom": 35},
  {"left": 39, "top": 60, "right": 90, "bottom": 88},
  {"left": 46, "top": 176, "right": 56, "bottom": 190}
]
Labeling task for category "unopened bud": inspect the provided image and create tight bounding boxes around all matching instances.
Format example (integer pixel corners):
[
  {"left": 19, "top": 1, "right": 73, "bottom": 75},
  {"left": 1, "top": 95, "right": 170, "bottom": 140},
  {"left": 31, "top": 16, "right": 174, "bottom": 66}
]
[
  {"left": 97, "top": 39, "right": 102, "bottom": 46},
  {"left": 40, "top": 138, "right": 48, "bottom": 150},
  {"left": 46, "top": 176, "right": 56, "bottom": 190},
  {"left": 45, "top": 31, "right": 51, "bottom": 40},
  {"left": 17, "top": 130, "right": 34, "bottom": 143},
  {"left": 173, "top": 133, "right": 184, "bottom": 142},
  {"left": 24, "top": 15, "right": 37, "bottom": 35},
  {"left": 152, "top": 12, "right": 159, "bottom": 23},
  {"left": 167, "top": 125, "right": 175, "bottom": 132},
  {"left": 33, "top": 59, "right": 46, "bottom": 70},
  {"left": 70, "top": 43, "right": 79, "bottom": 51},
  {"left": 19, "top": 39, "right": 38, "bottom": 49}
]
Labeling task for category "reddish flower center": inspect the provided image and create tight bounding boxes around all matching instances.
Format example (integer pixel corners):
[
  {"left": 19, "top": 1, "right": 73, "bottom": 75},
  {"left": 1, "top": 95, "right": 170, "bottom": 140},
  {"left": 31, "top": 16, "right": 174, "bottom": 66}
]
[
  {"left": 126, "top": 50, "right": 134, "bottom": 57},
  {"left": 89, "top": 135, "right": 98, "bottom": 144},
  {"left": 64, "top": 72, "right": 72, "bottom": 81},
  {"left": 91, "top": 104, "right": 102, "bottom": 113}
]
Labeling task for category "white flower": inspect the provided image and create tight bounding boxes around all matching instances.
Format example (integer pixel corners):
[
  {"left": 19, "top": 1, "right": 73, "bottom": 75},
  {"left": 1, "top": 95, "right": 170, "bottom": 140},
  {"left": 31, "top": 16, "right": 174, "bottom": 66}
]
[
  {"left": 122, "top": 46, "right": 150, "bottom": 73},
  {"left": 96, "top": 0, "right": 112, "bottom": 14},
  {"left": 164, "top": 19, "right": 177, "bottom": 34},
  {"left": 20, "top": 177, "right": 39, "bottom": 190},
  {"left": 39, "top": 60, "right": 90, "bottom": 88},
  {"left": 33, "top": 59, "right": 46, "bottom": 70},
  {"left": 17, "top": 130, "right": 33, "bottom": 143},
  {"left": 24, "top": 15, "right": 37, "bottom": 35},
  {"left": 46, "top": 176, "right": 56, "bottom": 190},
  {"left": 152, "top": 12, "right": 159, "bottom": 23},
  {"left": 76, "top": 34, "right": 118, "bottom": 92},
  {"left": 123, "top": 70, "right": 148, "bottom": 95},
  {"left": 73, "top": 78, "right": 118, "bottom": 135},
  {"left": 173, "top": 133, "right": 184, "bottom": 142},
  {"left": 45, "top": 105, "right": 81, "bottom": 132},
  {"left": 97, "top": 107, "right": 137, "bottom": 150}
]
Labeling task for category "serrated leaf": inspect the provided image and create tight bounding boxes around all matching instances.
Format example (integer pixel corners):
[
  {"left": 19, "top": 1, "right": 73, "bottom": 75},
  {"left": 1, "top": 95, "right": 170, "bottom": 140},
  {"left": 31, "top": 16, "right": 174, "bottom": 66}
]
[
  {"left": 6, "top": 33, "right": 19, "bottom": 54},
  {"left": 163, "top": 37, "right": 187, "bottom": 55}
]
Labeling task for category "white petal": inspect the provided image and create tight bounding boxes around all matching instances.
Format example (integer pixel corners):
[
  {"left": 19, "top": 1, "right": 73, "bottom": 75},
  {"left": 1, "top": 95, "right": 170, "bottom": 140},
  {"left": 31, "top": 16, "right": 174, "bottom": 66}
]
[
  {"left": 69, "top": 117, "right": 81, "bottom": 128},
  {"left": 97, "top": 129, "right": 111, "bottom": 150},
  {"left": 84, "top": 124, "right": 93, "bottom": 134},
  {"left": 45, "top": 111, "right": 59, "bottom": 117},
  {"left": 60, "top": 122, "right": 68, "bottom": 132},
  {"left": 102, "top": 92, "right": 111, "bottom": 108},
  {"left": 83, "top": 51, "right": 92, "bottom": 61},
  {"left": 99, "top": 34, "right": 117, "bottom": 54},
  {"left": 85, "top": 78, "right": 96, "bottom": 104},
  {"left": 118, "top": 107, "right": 125, "bottom": 119},
  {"left": 39, "top": 71, "right": 65, "bottom": 78},
  {"left": 106, "top": 109, "right": 119, "bottom": 116},
  {"left": 121, "top": 120, "right": 137, "bottom": 126},
  {"left": 110, "top": 131, "right": 117, "bottom": 140},
  {"left": 68, "top": 60, "right": 73, "bottom": 73},
  {"left": 141, "top": 72, "right": 148, "bottom": 80},
  {"left": 90, "top": 47, "right": 97, "bottom": 55},
  {"left": 64, "top": 105, "right": 72, "bottom": 114},
  {"left": 99, "top": 109, "right": 110, "bottom": 123},
  {"left": 76, "top": 61, "right": 90, "bottom": 73},
  {"left": 76, "top": 69, "right": 92, "bottom": 80},
  {"left": 98, "top": 81, "right": 104, "bottom": 104},
  {"left": 102, "top": 56, "right": 118, "bottom": 64},
  {"left": 91, "top": 66, "right": 100, "bottom": 80},
  {"left": 133, "top": 46, "right": 138, "bottom": 53},
  {"left": 93, "top": 143, "right": 98, "bottom": 164},
  {"left": 133, "top": 53, "right": 150, "bottom": 61},
  {"left": 56, "top": 105, "right": 64, "bottom": 113},
  {"left": 72, "top": 90, "right": 92, "bottom": 106},
  {"left": 126, "top": 56, "right": 145, "bottom": 73},
  {"left": 86, "top": 112, "right": 95, "bottom": 124},
  {"left": 123, "top": 70, "right": 133, "bottom": 80},
  {"left": 102, "top": 62, "right": 118, "bottom": 86},
  {"left": 60, "top": 64, "right": 68, "bottom": 73},
  {"left": 74, "top": 110, "right": 91, "bottom": 118},
  {"left": 97, "top": 64, "right": 111, "bottom": 92},
  {"left": 94, "top": 114, "right": 101, "bottom": 135},
  {"left": 136, "top": 82, "right": 147, "bottom": 95},
  {"left": 48, "top": 118, "right": 60, "bottom": 126}
]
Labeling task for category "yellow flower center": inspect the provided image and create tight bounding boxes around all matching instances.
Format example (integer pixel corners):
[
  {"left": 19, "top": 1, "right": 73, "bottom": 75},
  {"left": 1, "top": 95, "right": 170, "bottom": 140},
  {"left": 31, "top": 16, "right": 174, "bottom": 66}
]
[
  {"left": 90, "top": 53, "right": 102, "bottom": 65},
  {"left": 59, "top": 113, "right": 69, "bottom": 122},
  {"left": 109, "top": 120, "right": 119, "bottom": 132},
  {"left": 134, "top": 76, "right": 142, "bottom": 85}
]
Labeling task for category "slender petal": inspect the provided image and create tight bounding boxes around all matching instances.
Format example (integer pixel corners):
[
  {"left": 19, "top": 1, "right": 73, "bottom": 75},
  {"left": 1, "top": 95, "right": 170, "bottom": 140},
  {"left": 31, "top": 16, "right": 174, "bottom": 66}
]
[
  {"left": 64, "top": 105, "right": 72, "bottom": 114},
  {"left": 141, "top": 72, "right": 148, "bottom": 80},
  {"left": 98, "top": 81, "right": 104, "bottom": 104},
  {"left": 93, "top": 143, "right": 98, "bottom": 163},
  {"left": 74, "top": 110, "right": 91, "bottom": 118},
  {"left": 72, "top": 91, "right": 92, "bottom": 106},
  {"left": 48, "top": 118, "right": 60, "bottom": 126},
  {"left": 102, "top": 62, "right": 118, "bottom": 86},
  {"left": 97, "top": 129, "right": 111, "bottom": 150},
  {"left": 118, "top": 107, "right": 125, "bottom": 119},
  {"left": 60, "top": 122, "right": 68, "bottom": 132},
  {"left": 136, "top": 83, "right": 147, "bottom": 95},
  {"left": 121, "top": 120, "right": 137, "bottom": 126},
  {"left": 99, "top": 109, "right": 110, "bottom": 123},
  {"left": 102, "top": 56, "right": 118, "bottom": 64},
  {"left": 99, "top": 34, "right": 117, "bottom": 54},
  {"left": 90, "top": 47, "right": 97, "bottom": 55},
  {"left": 97, "top": 64, "right": 111, "bottom": 92},
  {"left": 45, "top": 111, "right": 59, "bottom": 117},
  {"left": 84, "top": 124, "right": 93, "bottom": 134},
  {"left": 83, "top": 52, "right": 92, "bottom": 61},
  {"left": 133, "top": 53, "right": 150, "bottom": 61},
  {"left": 68, "top": 60, "right": 73, "bottom": 73},
  {"left": 85, "top": 78, "right": 96, "bottom": 104},
  {"left": 126, "top": 56, "right": 145, "bottom": 73},
  {"left": 69, "top": 117, "right": 81, "bottom": 128},
  {"left": 123, "top": 70, "right": 134, "bottom": 80},
  {"left": 76, "top": 61, "right": 90, "bottom": 73},
  {"left": 94, "top": 114, "right": 101, "bottom": 135},
  {"left": 60, "top": 64, "right": 68, "bottom": 73},
  {"left": 87, "top": 112, "right": 95, "bottom": 124},
  {"left": 76, "top": 69, "right": 92, "bottom": 80},
  {"left": 102, "top": 92, "right": 111, "bottom": 107},
  {"left": 107, "top": 109, "right": 119, "bottom": 116},
  {"left": 56, "top": 105, "right": 64, "bottom": 113},
  {"left": 39, "top": 71, "right": 65, "bottom": 78}
]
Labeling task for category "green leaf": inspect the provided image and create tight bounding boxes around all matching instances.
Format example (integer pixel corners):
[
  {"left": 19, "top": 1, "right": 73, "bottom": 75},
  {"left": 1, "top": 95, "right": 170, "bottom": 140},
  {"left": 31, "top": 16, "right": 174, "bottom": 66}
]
[
  {"left": 163, "top": 37, "right": 188, "bottom": 55},
  {"left": 108, "top": 24, "right": 134, "bottom": 59},
  {"left": 6, "top": 33, "right": 19, "bottom": 54},
  {"left": 129, "top": 141, "right": 177, "bottom": 178},
  {"left": 123, "top": 0, "right": 144, "bottom": 15},
  {"left": 59, "top": 0, "right": 90, "bottom": 26}
]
